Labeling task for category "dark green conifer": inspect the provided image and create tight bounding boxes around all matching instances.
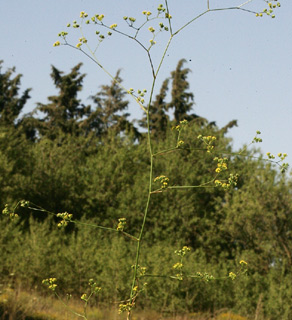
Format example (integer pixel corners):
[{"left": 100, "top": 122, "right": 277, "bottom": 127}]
[
  {"left": 0, "top": 60, "right": 31, "bottom": 126},
  {"left": 167, "top": 59, "right": 198, "bottom": 123},
  {"left": 85, "top": 70, "right": 140, "bottom": 139},
  {"left": 36, "top": 63, "right": 90, "bottom": 139}
]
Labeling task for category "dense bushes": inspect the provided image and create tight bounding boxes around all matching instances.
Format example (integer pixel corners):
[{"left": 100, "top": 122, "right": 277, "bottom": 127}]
[{"left": 1, "top": 60, "right": 292, "bottom": 318}]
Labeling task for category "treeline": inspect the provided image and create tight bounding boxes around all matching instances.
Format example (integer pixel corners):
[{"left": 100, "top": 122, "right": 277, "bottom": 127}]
[{"left": 1, "top": 59, "right": 292, "bottom": 319}]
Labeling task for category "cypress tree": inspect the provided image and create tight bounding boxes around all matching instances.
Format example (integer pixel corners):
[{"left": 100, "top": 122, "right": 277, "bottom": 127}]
[
  {"left": 167, "top": 59, "right": 198, "bottom": 123},
  {"left": 36, "top": 63, "right": 90, "bottom": 140},
  {"left": 0, "top": 60, "right": 31, "bottom": 126},
  {"left": 85, "top": 70, "right": 140, "bottom": 139}
]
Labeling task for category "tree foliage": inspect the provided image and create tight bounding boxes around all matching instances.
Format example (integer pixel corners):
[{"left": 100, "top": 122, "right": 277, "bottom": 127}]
[
  {"left": 0, "top": 60, "right": 291, "bottom": 319},
  {"left": 36, "top": 63, "right": 90, "bottom": 139}
]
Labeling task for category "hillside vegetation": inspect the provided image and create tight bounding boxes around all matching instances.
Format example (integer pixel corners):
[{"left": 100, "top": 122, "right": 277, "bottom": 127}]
[{"left": 1, "top": 60, "right": 292, "bottom": 319}]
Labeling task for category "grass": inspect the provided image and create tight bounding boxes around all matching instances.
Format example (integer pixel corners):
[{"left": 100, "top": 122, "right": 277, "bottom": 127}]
[{"left": 0, "top": 286, "right": 251, "bottom": 320}]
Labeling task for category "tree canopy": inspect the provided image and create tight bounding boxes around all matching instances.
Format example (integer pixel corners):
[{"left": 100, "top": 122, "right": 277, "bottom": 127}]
[{"left": 0, "top": 60, "right": 291, "bottom": 319}]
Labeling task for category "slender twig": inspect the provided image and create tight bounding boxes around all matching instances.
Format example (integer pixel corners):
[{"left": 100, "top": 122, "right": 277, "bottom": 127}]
[
  {"left": 63, "top": 42, "right": 147, "bottom": 113},
  {"left": 155, "top": 36, "right": 173, "bottom": 78},
  {"left": 130, "top": 107, "right": 154, "bottom": 300},
  {"left": 238, "top": 0, "right": 254, "bottom": 8},
  {"left": 165, "top": 0, "right": 173, "bottom": 35},
  {"left": 97, "top": 23, "right": 156, "bottom": 78},
  {"left": 173, "top": 6, "right": 257, "bottom": 36},
  {"left": 48, "top": 3, "right": 279, "bottom": 319},
  {"left": 20, "top": 202, "right": 139, "bottom": 241}
]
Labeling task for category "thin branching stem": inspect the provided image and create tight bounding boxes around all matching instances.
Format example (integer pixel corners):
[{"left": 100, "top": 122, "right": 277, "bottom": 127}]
[
  {"left": 90, "top": 18, "right": 158, "bottom": 78},
  {"left": 165, "top": 0, "right": 173, "bottom": 35},
  {"left": 129, "top": 109, "right": 154, "bottom": 301},
  {"left": 173, "top": 6, "right": 257, "bottom": 36},
  {"left": 64, "top": 42, "right": 147, "bottom": 113},
  {"left": 20, "top": 202, "right": 138, "bottom": 241},
  {"left": 126, "top": 2, "right": 260, "bottom": 313},
  {"left": 155, "top": 35, "right": 172, "bottom": 77},
  {"left": 238, "top": 0, "right": 254, "bottom": 8},
  {"left": 168, "top": 183, "right": 215, "bottom": 189},
  {"left": 45, "top": 3, "right": 283, "bottom": 319}
]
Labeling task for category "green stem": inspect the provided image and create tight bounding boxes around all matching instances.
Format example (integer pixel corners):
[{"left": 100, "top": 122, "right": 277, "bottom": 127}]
[
  {"left": 165, "top": 0, "right": 173, "bottom": 35},
  {"left": 52, "top": 4, "right": 267, "bottom": 319},
  {"left": 130, "top": 115, "right": 154, "bottom": 300},
  {"left": 65, "top": 42, "right": 147, "bottom": 113},
  {"left": 155, "top": 35, "right": 172, "bottom": 77},
  {"left": 23, "top": 203, "right": 138, "bottom": 241},
  {"left": 173, "top": 6, "right": 257, "bottom": 36}
]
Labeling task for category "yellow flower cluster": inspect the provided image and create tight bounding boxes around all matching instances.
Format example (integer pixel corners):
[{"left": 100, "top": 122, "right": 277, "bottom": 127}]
[
  {"left": 177, "top": 140, "right": 184, "bottom": 147},
  {"left": 80, "top": 11, "right": 88, "bottom": 18},
  {"left": 56, "top": 212, "right": 73, "bottom": 228},
  {"left": 214, "top": 157, "right": 228, "bottom": 173},
  {"left": 157, "top": 4, "right": 166, "bottom": 12},
  {"left": 173, "top": 119, "right": 188, "bottom": 132},
  {"left": 173, "top": 262, "right": 183, "bottom": 270},
  {"left": 97, "top": 14, "right": 105, "bottom": 21},
  {"left": 256, "top": 1, "right": 281, "bottom": 18},
  {"left": 76, "top": 37, "right": 87, "bottom": 48},
  {"left": 197, "top": 135, "right": 216, "bottom": 153},
  {"left": 159, "top": 22, "right": 169, "bottom": 31},
  {"left": 266, "top": 152, "right": 275, "bottom": 159},
  {"left": 123, "top": 16, "right": 136, "bottom": 23},
  {"left": 81, "top": 293, "right": 88, "bottom": 301},
  {"left": 138, "top": 266, "right": 147, "bottom": 277},
  {"left": 2, "top": 204, "right": 19, "bottom": 220},
  {"left": 266, "top": 152, "right": 288, "bottom": 173},
  {"left": 240, "top": 260, "right": 247, "bottom": 266},
  {"left": 215, "top": 173, "right": 238, "bottom": 190},
  {"left": 175, "top": 246, "right": 191, "bottom": 257},
  {"left": 252, "top": 131, "right": 262, "bottom": 143},
  {"left": 196, "top": 272, "right": 214, "bottom": 282},
  {"left": 119, "top": 302, "right": 134, "bottom": 314},
  {"left": 42, "top": 278, "right": 57, "bottom": 291},
  {"left": 88, "top": 279, "right": 102, "bottom": 293},
  {"left": 229, "top": 272, "right": 237, "bottom": 280},
  {"left": 117, "top": 217, "right": 126, "bottom": 231},
  {"left": 277, "top": 152, "right": 287, "bottom": 161},
  {"left": 53, "top": 41, "right": 61, "bottom": 47},
  {"left": 154, "top": 175, "right": 169, "bottom": 189},
  {"left": 142, "top": 10, "right": 152, "bottom": 16}
]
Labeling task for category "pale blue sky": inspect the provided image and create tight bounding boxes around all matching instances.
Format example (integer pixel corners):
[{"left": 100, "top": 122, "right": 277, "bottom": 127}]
[{"left": 1, "top": 1, "right": 291, "bottom": 168}]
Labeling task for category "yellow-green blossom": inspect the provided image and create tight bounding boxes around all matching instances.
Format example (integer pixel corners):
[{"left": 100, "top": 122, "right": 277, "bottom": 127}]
[
  {"left": 173, "top": 262, "right": 183, "bottom": 270},
  {"left": 81, "top": 293, "right": 87, "bottom": 301},
  {"left": 229, "top": 272, "right": 236, "bottom": 280},
  {"left": 53, "top": 41, "right": 61, "bottom": 47},
  {"left": 97, "top": 14, "right": 105, "bottom": 21},
  {"left": 80, "top": 11, "right": 88, "bottom": 18}
]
